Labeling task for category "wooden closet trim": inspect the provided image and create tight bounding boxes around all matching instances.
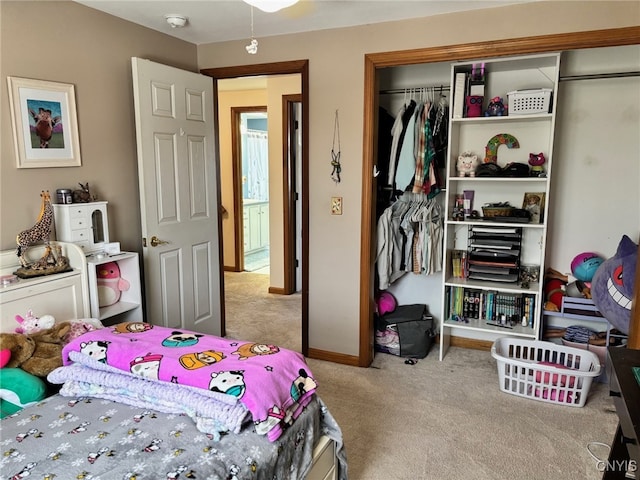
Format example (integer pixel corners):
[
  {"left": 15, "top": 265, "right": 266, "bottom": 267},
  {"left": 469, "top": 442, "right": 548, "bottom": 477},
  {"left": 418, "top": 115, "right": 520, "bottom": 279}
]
[{"left": 359, "top": 26, "right": 640, "bottom": 366}]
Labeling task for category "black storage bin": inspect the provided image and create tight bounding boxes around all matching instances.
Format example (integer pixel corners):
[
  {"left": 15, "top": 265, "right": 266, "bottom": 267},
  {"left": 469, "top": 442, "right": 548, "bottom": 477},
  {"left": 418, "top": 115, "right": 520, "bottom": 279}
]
[{"left": 375, "top": 304, "right": 435, "bottom": 358}]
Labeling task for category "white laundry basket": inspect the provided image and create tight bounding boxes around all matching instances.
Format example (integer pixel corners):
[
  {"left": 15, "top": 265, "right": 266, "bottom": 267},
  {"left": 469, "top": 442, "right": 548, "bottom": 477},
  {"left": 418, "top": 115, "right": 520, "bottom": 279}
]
[{"left": 491, "top": 337, "right": 601, "bottom": 407}]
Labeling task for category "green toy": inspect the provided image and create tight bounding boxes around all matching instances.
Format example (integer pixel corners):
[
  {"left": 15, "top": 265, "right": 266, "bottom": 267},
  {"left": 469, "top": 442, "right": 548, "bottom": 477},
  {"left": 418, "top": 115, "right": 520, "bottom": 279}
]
[{"left": 0, "top": 367, "right": 46, "bottom": 418}]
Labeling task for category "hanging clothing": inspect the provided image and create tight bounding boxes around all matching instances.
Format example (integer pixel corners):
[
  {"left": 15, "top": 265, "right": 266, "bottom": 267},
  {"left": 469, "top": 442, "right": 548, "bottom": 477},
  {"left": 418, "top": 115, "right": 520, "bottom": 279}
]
[{"left": 376, "top": 192, "right": 443, "bottom": 290}]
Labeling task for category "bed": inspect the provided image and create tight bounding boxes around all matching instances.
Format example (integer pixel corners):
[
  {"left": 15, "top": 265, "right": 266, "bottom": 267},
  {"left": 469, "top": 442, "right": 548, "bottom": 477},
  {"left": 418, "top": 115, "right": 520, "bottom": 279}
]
[
  {"left": 0, "top": 243, "right": 347, "bottom": 480},
  {"left": 2, "top": 391, "right": 344, "bottom": 479}
]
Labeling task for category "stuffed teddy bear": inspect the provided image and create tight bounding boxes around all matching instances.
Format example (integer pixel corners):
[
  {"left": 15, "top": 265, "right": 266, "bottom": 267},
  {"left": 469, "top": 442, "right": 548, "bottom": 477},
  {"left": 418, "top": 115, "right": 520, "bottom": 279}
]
[
  {"left": 0, "top": 322, "right": 70, "bottom": 377},
  {"left": 15, "top": 309, "right": 55, "bottom": 334}
]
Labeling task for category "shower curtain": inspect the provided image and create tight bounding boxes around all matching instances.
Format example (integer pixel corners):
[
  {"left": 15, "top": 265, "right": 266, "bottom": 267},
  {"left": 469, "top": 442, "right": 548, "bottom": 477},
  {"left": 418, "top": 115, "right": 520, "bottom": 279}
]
[{"left": 244, "top": 129, "right": 269, "bottom": 201}]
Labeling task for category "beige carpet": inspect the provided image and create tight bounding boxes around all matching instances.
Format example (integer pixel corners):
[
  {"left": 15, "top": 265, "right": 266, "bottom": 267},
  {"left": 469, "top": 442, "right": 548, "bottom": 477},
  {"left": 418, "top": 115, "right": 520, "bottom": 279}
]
[{"left": 224, "top": 272, "right": 619, "bottom": 480}]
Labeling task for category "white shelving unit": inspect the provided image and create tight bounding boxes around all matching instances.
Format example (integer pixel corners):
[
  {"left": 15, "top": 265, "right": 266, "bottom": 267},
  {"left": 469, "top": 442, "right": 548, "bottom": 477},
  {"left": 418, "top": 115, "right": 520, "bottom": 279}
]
[
  {"left": 86, "top": 252, "right": 143, "bottom": 325},
  {"left": 439, "top": 52, "right": 561, "bottom": 360}
]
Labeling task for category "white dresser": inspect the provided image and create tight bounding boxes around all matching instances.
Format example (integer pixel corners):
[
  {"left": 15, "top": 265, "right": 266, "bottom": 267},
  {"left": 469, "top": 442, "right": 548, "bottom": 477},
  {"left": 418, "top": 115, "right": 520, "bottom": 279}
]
[
  {"left": 0, "top": 242, "right": 90, "bottom": 333},
  {"left": 53, "top": 202, "right": 109, "bottom": 254}
]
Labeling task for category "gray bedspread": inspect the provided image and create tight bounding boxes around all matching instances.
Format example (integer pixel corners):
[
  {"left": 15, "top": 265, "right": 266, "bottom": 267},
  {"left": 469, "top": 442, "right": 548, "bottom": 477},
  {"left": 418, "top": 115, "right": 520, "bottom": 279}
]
[{"left": 1, "top": 394, "right": 347, "bottom": 480}]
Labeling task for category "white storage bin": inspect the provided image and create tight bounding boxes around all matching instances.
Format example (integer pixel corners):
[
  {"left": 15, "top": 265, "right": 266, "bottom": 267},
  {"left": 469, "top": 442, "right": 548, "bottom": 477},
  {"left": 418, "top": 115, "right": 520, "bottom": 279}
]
[
  {"left": 507, "top": 88, "right": 552, "bottom": 115},
  {"left": 491, "top": 337, "right": 601, "bottom": 407}
]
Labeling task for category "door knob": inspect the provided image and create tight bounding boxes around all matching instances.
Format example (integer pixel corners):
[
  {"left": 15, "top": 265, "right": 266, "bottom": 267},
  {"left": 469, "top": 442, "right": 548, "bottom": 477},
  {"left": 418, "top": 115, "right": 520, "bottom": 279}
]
[{"left": 150, "top": 235, "right": 170, "bottom": 247}]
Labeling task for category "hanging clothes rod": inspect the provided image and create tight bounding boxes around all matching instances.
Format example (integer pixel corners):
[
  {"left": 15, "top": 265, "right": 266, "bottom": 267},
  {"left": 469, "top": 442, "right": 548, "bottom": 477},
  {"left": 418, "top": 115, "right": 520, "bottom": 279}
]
[
  {"left": 559, "top": 71, "right": 640, "bottom": 81},
  {"left": 379, "top": 71, "right": 638, "bottom": 95},
  {"left": 379, "top": 85, "right": 450, "bottom": 95}
]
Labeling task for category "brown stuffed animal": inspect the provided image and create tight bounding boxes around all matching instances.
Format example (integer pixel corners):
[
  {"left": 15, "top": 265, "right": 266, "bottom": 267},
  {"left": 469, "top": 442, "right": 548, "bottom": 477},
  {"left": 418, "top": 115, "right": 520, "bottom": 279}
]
[{"left": 0, "top": 322, "right": 70, "bottom": 377}]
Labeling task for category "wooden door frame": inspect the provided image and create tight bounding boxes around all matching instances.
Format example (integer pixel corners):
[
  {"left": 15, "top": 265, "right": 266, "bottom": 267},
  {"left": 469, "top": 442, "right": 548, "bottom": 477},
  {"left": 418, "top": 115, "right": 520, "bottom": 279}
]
[
  {"left": 282, "top": 94, "right": 302, "bottom": 294},
  {"left": 201, "top": 60, "right": 310, "bottom": 355},
  {"left": 230, "top": 105, "right": 268, "bottom": 272},
  {"left": 359, "top": 27, "right": 640, "bottom": 366}
]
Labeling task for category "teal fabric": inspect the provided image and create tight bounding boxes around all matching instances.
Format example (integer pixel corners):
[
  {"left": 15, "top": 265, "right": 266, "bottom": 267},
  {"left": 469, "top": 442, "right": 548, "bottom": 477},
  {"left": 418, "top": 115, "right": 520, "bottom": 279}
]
[{"left": 0, "top": 368, "right": 46, "bottom": 418}]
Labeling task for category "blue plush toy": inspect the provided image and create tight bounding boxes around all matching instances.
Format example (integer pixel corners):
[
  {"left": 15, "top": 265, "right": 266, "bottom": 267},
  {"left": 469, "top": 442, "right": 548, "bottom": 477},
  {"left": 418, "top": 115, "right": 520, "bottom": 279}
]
[{"left": 591, "top": 235, "right": 638, "bottom": 335}]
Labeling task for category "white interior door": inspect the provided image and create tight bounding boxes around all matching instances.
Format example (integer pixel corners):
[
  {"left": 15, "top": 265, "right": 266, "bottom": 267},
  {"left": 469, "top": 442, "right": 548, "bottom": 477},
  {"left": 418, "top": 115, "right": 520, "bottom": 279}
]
[{"left": 131, "top": 57, "right": 222, "bottom": 336}]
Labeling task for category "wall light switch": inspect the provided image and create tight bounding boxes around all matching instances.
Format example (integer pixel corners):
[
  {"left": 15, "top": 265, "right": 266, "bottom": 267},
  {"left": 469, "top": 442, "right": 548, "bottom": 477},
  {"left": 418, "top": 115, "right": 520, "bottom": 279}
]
[{"left": 331, "top": 196, "right": 343, "bottom": 215}]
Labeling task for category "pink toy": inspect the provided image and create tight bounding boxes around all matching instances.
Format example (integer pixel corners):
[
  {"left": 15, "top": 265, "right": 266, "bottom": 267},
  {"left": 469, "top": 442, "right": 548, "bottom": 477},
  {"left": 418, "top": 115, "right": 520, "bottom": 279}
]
[
  {"left": 15, "top": 309, "right": 55, "bottom": 334},
  {"left": 96, "top": 261, "right": 130, "bottom": 307},
  {"left": 376, "top": 291, "right": 397, "bottom": 316},
  {"left": 0, "top": 349, "right": 11, "bottom": 368},
  {"left": 456, "top": 152, "right": 479, "bottom": 177}
]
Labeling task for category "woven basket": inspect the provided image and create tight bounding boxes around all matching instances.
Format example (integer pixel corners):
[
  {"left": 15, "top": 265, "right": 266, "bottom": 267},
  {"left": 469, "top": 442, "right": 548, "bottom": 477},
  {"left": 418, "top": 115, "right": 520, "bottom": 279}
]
[{"left": 482, "top": 206, "right": 515, "bottom": 217}]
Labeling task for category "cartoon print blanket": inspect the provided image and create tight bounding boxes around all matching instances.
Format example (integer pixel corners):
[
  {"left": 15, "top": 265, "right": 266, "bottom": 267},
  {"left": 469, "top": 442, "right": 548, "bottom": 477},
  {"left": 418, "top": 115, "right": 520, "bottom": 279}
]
[{"left": 51, "top": 322, "right": 318, "bottom": 441}]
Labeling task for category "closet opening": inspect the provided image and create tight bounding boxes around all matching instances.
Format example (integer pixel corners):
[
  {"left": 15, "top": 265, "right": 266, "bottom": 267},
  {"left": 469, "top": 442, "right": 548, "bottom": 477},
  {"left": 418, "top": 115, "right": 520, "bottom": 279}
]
[{"left": 359, "top": 27, "right": 640, "bottom": 367}]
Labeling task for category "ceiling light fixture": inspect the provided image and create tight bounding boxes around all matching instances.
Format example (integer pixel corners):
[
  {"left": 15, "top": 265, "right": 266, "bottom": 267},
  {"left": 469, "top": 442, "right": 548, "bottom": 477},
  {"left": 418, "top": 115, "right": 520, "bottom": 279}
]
[
  {"left": 164, "top": 14, "right": 188, "bottom": 28},
  {"left": 242, "top": 0, "right": 300, "bottom": 13},
  {"left": 245, "top": 7, "right": 258, "bottom": 54}
]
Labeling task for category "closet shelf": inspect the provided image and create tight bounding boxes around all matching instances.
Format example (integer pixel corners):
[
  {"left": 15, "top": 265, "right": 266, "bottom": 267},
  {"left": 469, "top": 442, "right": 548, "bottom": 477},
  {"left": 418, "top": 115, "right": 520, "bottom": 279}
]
[
  {"left": 450, "top": 113, "right": 553, "bottom": 124},
  {"left": 445, "top": 277, "right": 540, "bottom": 294},
  {"left": 444, "top": 219, "right": 545, "bottom": 229},
  {"left": 444, "top": 317, "right": 537, "bottom": 337},
  {"left": 447, "top": 177, "right": 548, "bottom": 183}
]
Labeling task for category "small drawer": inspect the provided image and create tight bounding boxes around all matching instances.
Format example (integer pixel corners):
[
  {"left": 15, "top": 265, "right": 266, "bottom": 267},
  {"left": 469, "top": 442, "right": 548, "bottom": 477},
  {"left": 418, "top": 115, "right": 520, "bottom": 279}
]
[
  {"left": 70, "top": 229, "right": 92, "bottom": 242},
  {"left": 307, "top": 437, "right": 336, "bottom": 480},
  {"left": 69, "top": 206, "right": 89, "bottom": 218},
  {"left": 70, "top": 217, "right": 89, "bottom": 230}
]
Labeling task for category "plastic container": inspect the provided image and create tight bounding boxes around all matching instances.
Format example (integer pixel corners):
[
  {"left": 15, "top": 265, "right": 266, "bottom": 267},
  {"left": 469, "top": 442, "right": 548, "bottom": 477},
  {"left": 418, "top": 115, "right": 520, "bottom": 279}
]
[
  {"left": 507, "top": 88, "right": 552, "bottom": 115},
  {"left": 491, "top": 337, "right": 600, "bottom": 407}
]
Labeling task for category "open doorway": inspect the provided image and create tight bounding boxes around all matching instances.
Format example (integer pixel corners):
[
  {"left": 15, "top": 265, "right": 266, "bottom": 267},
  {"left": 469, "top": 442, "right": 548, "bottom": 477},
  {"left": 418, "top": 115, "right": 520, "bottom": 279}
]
[
  {"left": 204, "top": 61, "right": 308, "bottom": 354},
  {"left": 234, "top": 108, "right": 270, "bottom": 274}
]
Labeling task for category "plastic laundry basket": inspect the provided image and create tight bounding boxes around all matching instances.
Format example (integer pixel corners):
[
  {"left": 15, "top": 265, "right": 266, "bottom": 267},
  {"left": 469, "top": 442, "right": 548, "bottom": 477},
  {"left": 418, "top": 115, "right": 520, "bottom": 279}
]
[{"left": 491, "top": 337, "right": 601, "bottom": 407}]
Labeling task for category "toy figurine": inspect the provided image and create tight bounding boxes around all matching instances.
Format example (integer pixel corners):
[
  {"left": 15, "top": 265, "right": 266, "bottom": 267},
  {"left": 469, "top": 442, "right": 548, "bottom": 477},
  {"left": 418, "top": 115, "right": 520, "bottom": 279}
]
[
  {"left": 528, "top": 152, "right": 546, "bottom": 177},
  {"left": 484, "top": 96, "right": 506, "bottom": 117},
  {"left": 456, "top": 152, "right": 479, "bottom": 177},
  {"left": 465, "top": 95, "right": 483, "bottom": 117}
]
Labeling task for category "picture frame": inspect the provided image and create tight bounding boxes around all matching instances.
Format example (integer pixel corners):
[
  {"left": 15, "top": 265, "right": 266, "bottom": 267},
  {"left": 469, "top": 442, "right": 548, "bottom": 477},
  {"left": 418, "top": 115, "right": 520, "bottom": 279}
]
[
  {"left": 7, "top": 76, "right": 82, "bottom": 168},
  {"left": 522, "top": 192, "right": 545, "bottom": 224}
]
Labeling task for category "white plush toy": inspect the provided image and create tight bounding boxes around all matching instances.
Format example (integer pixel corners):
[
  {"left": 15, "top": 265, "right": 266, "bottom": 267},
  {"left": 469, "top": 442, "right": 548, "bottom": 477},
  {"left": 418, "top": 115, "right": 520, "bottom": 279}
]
[
  {"left": 15, "top": 309, "right": 55, "bottom": 334},
  {"left": 456, "top": 151, "right": 479, "bottom": 177}
]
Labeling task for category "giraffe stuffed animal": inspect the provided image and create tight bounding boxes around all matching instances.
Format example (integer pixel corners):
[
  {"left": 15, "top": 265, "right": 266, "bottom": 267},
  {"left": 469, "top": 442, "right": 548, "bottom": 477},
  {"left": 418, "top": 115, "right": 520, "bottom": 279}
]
[{"left": 16, "top": 191, "right": 54, "bottom": 267}]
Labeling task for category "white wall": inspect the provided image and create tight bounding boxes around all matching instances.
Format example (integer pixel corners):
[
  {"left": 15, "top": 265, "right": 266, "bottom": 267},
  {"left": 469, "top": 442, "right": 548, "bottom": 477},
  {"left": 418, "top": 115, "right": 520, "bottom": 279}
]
[{"left": 548, "top": 45, "right": 640, "bottom": 271}]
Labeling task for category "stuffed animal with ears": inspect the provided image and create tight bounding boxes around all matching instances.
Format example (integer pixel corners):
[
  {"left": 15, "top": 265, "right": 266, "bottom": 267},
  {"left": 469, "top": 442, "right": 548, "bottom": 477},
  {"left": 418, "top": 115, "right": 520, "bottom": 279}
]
[
  {"left": 97, "top": 261, "right": 130, "bottom": 307},
  {"left": 15, "top": 309, "right": 55, "bottom": 334},
  {"left": 0, "top": 322, "right": 71, "bottom": 377},
  {"left": 591, "top": 235, "right": 638, "bottom": 335}
]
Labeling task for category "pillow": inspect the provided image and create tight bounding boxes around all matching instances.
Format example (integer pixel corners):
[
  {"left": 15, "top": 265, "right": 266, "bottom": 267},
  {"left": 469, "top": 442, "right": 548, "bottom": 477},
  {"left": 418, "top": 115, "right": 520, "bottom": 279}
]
[{"left": 0, "top": 368, "right": 46, "bottom": 417}]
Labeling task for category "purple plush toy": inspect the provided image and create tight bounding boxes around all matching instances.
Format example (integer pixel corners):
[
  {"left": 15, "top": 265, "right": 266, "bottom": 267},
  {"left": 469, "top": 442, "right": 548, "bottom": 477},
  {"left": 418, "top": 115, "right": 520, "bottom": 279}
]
[{"left": 591, "top": 235, "right": 638, "bottom": 334}]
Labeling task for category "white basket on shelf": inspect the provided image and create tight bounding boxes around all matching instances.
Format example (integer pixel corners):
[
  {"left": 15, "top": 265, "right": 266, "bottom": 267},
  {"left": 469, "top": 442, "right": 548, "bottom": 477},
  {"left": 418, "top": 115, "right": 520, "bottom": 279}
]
[
  {"left": 491, "top": 337, "right": 600, "bottom": 407},
  {"left": 507, "top": 88, "right": 552, "bottom": 115}
]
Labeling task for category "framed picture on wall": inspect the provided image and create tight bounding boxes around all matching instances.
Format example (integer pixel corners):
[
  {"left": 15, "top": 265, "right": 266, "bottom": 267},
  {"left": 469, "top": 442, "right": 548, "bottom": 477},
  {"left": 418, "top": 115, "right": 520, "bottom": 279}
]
[
  {"left": 522, "top": 192, "right": 545, "bottom": 224},
  {"left": 7, "top": 77, "right": 82, "bottom": 168}
]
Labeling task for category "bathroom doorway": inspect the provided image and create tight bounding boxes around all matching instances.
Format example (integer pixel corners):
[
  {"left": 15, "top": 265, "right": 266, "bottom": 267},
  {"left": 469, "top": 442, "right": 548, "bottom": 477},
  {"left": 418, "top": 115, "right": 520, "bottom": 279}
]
[{"left": 238, "top": 109, "right": 270, "bottom": 274}]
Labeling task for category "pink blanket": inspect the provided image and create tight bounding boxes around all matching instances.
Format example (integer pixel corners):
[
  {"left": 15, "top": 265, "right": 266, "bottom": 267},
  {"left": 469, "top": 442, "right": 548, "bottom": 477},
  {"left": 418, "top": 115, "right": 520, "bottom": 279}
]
[{"left": 62, "top": 322, "right": 318, "bottom": 441}]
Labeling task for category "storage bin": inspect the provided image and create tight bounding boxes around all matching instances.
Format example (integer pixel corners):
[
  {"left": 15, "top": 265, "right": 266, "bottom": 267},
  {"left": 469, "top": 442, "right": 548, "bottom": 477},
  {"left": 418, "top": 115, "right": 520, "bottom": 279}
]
[
  {"left": 507, "top": 88, "right": 552, "bottom": 115},
  {"left": 491, "top": 337, "right": 600, "bottom": 407}
]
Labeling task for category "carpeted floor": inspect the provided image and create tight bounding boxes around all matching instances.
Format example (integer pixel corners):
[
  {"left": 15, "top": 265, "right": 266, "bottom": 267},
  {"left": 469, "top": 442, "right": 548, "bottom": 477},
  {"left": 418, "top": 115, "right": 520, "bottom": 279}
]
[{"left": 224, "top": 272, "right": 619, "bottom": 480}]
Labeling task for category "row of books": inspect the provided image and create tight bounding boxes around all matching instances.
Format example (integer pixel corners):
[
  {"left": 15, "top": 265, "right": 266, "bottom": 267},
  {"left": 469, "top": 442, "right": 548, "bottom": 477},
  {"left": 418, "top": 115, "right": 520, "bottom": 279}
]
[
  {"left": 452, "top": 65, "right": 486, "bottom": 119},
  {"left": 448, "top": 287, "right": 537, "bottom": 328}
]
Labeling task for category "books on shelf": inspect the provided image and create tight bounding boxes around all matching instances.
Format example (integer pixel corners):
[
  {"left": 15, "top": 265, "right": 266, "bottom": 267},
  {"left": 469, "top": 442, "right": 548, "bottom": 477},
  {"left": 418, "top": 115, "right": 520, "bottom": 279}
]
[
  {"left": 453, "top": 72, "right": 468, "bottom": 119},
  {"left": 448, "top": 286, "right": 536, "bottom": 327}
]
